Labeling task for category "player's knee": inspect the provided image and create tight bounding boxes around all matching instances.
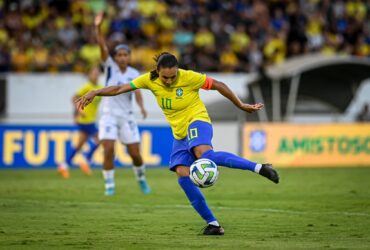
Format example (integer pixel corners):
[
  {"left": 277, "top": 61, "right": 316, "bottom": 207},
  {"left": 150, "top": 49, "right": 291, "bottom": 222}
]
[
  {"left": 128, "top": 147, "right": 140, "bottom": 158},
  {"left": 175, "top": 166, "right": 190, "bottom": 177},
  {"left": 131, "top": 154, "right": 143, "bottom": 165},
  {"left": 193, "top": 145, "right": 213, "bottom": 159}
]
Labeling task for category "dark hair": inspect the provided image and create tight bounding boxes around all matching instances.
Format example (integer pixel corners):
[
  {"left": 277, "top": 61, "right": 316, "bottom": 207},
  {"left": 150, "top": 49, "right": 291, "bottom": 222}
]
[
  {"left": 113, "top": 44, "right": 131, "bottom": 56},
  {"left": 150, "top": 52, "right": 178, "bottom": 80}
]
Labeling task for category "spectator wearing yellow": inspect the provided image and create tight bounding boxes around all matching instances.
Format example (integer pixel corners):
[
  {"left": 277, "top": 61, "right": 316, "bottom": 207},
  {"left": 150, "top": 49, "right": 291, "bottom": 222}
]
[
  {"left": 263, "top": 32, "right": 286, "bottom": 65},
  {"left": 320, "top": 30, "right": 342, "bottom": 56},
  {"left": 3, "top": 0, "right": 370, "bottom": 73},
  {"left": 70, "top": 1, "right": 94, "bottom": 27},
  {"left": 79, "top": 36, "right": 101, "bottom": 68},
  {"left": 345, "top": 0, "right": 367, "bottom": 20},
  {"left": 354, "top": 36, "right": 370, "bottom": 57},
  {"left": 157, "top": 28, "right": 174, "bottom": 47},
  {"left": 320, "top": 45, "right": 336, "bottom": 56},
  {"left": 230, "top": 24, "right": 250, "bottom": 53},
  {"left": 141, "top": 16, "right": 158, "bottom": 37},
  {"left": 48, "top": 48, "right": 61, "bottom": 72},
  {"left": 306, "top": 11, "right": 324, "bottom": 49},
  {"left": 11, "top": 45, "right": 32, "bottom": 72},
  {"left": 158, "top": 13, "right": 176, "bottom": 30},
  {"left": 71, "top": 1, "right": 88, "bottom": 26},
  {"left": 194, "top": 27, "right": 215, "bottom": 48},
  {"left": 22, "top": 5, "right": 48, "bottom": 30},
  {"left": 32, "top": 41, "right": 49, "bottom": 71},
  {"left": 137, "top": 0, "right": 167, "bottom": 18},
  {"left": 220, "top": 45, "right": 239, "bottom": 72},
  {"left": 0, "top": 23, "right": 8, "bottom": 45},
  {"left": 130, "top": 39, "right": 161, "bottom": 71}
]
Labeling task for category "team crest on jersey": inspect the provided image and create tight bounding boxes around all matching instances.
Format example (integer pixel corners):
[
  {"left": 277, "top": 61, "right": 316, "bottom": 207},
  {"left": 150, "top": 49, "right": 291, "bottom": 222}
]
[{"left": 176, "top": 88, "right": 183, "bottom": 98}]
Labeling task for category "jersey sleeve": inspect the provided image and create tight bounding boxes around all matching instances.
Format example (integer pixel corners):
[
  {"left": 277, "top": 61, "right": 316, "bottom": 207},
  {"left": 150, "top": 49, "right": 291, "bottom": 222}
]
[
  {"left": 103, "top": 57, "right": 115, "bottom": 87},
  {"left": 188, "top": 70, "right": 213, "bottom": 90},
  {"left": 103, "top": 56, "right": 115, "bottom": 68},
  {"left": 130, "top": 73, "right": 150, "bottom": 90}
]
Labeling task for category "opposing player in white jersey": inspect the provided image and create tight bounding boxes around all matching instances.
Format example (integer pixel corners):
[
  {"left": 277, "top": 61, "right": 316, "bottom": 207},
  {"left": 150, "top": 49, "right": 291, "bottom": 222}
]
[{"left": 95, "top": 12, "right": 150, "bottom": 196}]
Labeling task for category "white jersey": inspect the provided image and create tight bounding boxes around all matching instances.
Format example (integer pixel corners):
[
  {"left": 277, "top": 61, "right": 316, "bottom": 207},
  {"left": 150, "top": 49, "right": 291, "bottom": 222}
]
[{"left": 101, "top": 56, "right": 140, "bottom": 117}]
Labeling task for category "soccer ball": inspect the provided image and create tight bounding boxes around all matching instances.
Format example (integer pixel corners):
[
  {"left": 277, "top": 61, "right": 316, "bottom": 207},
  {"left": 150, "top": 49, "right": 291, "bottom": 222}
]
[{"left": 189, "top": 158, "right": 219, "bottom": 188}]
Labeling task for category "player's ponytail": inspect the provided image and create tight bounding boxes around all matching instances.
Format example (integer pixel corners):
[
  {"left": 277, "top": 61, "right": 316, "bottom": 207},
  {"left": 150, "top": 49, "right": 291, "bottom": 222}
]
[{"left": 150, "top": 52, "right": 179, "bottom": 80}]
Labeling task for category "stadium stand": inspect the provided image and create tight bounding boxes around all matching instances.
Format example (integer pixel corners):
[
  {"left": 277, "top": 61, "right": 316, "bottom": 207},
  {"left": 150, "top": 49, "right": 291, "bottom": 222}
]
[{"left": 0, "top": 0, "right": 369, "bottom": 73}]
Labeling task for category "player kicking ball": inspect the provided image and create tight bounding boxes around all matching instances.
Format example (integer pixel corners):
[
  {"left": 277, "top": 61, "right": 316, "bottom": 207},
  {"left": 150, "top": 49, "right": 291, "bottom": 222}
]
[{"left": 76, "top": 51, "right": 279, "bottom": 235}]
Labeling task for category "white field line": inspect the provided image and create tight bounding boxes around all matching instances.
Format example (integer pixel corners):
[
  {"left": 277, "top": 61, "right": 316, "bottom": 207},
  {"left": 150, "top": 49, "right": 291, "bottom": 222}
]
[{"left": 1, "top": 198, "right": 370, "bottom": 218}]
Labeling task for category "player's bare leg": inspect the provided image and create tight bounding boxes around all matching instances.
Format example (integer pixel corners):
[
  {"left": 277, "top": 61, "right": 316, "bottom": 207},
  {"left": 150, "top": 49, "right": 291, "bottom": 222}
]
[
  {"left": 127, "top": 143, "right": 151, "bottom": 194},
  {"left": 74, "top": 132, "right": 93, "bottom": 175},
  {"left": 79, "top": 133, "right": 100, "bottom": 176},
  {"left": 101, "top": 139, "right": 115, "bottom": 195},
  {"left": 58, "top": 131, "right": 88, "bottom": 179}
]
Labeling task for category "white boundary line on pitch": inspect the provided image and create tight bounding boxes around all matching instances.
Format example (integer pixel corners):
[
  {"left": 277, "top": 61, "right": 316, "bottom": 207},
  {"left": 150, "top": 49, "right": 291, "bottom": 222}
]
[
  {"left": 134, "top": 204, "right": 370, "bottom": 217},
  {"left": 1, "top": 198, "right": 370, "bottom": 218}
]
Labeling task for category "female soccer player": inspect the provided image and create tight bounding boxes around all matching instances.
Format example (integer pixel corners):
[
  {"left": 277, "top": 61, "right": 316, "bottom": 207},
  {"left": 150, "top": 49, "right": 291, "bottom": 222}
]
[
  {"left": 76, "top": 52, "right": 280, "bottom": 235},
  {"left": 94, "top": 13, "right": 150, "bottom": 196},
  {"left": 58, "top": 66, "right": 102, "bottom": 178}
]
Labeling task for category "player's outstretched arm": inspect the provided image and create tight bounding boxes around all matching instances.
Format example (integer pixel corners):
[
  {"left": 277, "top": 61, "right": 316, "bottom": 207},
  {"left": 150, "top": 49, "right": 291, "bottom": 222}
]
[
  {"left": 94, "top": 12, "right": 109, "bottom": 61},
  {"left": 76, "top": 84, "right": 134, "bottom": 110},
  {"left": 211, "top": 79, "right": 264, "bottom": 113}
]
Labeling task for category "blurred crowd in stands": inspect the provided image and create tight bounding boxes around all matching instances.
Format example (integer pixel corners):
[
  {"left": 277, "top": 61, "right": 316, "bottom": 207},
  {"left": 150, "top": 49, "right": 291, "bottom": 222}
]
[{"left": 0, "top": 0, "right": 369, "bottom": 73}]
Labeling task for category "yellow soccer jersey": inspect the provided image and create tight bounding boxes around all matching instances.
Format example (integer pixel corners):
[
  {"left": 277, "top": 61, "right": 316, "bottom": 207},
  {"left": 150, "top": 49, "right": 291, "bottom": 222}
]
[
  {"left": 130, "top": 69, "right": 212, "bottom": 139},
  {"left": 76, "top": 82, "right": 102, "bottom": 124}
]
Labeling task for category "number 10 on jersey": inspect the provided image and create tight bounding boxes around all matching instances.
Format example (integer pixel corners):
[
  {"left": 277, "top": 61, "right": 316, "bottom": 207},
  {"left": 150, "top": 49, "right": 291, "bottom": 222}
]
[{"left": 161, "top": 97, "right": 172, "bottom": 109}]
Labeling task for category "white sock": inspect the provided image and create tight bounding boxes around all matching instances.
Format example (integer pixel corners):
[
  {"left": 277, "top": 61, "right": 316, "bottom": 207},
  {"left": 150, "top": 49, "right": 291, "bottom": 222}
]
[
  {"left": 132, "top": 165, "right": 146, "bottom": 181},
  {"left": 102, "top": 169, "right": 115, "bottom": 189},
  {"left": 208, "top": 221, "right": 220, "bottom": 227},
  {"left": 59, "top": 162, "right": 69, "bottom": 169},
  {"left": 254, "top": 164, "right": 262, "bottom": 174}
]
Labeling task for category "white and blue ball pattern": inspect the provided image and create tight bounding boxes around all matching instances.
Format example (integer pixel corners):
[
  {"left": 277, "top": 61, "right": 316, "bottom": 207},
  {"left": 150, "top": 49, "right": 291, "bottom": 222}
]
[{"left": 189, "top": 158, "right": 219, "bottom": 188}]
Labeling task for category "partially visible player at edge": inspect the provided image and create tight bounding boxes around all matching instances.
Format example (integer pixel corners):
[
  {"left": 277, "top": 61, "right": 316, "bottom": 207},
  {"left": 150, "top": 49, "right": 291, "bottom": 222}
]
[
  {"left": 76, "top": 52, "right": 280, "bottom": 235},
  {"left": 58, "top": 66, "right": 102, "bottom": 178},
  {"left": 94, "top": 12, "right": 150, "bottom": 196}
]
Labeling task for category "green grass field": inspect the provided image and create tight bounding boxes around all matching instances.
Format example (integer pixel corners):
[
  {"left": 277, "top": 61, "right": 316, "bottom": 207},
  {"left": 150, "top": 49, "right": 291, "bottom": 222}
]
[{"left": 0, "top": 167, "right": 369, "bottom": 249}]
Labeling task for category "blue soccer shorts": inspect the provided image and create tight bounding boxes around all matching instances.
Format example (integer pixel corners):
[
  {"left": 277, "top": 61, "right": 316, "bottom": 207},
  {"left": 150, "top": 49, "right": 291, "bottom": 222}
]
[
  {"left": 77, "top": 123, "right": 98, "bottom": 136},
  {"left": 169, "top": 120, "right": 213, "bottom": 171}
]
